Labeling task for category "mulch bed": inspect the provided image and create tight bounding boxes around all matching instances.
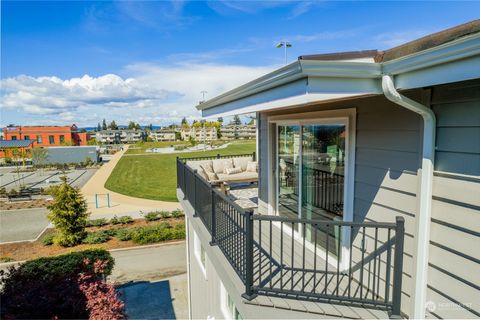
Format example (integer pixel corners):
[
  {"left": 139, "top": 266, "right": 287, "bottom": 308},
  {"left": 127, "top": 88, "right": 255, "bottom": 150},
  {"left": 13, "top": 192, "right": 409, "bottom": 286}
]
[
  {"left": 0, "top": 218, "right": 185, "bottom": 262},
  {"left": 0, "top": 199, "right": 52, "bottom": 210}
]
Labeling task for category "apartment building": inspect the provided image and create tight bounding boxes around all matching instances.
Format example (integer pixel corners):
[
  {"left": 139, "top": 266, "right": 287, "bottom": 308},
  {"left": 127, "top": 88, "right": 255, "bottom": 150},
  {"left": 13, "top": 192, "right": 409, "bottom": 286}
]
[
  {"left": 149, "top": 128, "right": 176, "bottom": 141},
  {"left": 221, "top": 124, "right": 256, "bottom": 140},
  {"left": 178, "top": 22, "right": 480, "bottom": 319},
  {"left": 180, "top": 127, "right": 217, "bottom": 141},
  {"left": 2, "top": 125, "right": 88, "bottom": 147},
  {"left": 95, "top": 129, "right": 146, "bottom": 144}
]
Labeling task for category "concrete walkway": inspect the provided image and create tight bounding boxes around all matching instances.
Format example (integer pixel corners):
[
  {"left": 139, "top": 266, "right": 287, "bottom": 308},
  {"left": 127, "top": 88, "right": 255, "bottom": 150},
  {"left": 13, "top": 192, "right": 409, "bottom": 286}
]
[{"left": 81, "top": 146, "right": 181, "bottom": 218}]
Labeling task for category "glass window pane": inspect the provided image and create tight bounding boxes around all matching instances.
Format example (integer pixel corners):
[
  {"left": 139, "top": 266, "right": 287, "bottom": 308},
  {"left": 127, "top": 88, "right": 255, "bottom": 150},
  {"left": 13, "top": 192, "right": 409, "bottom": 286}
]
[
  {"left": 302, "top": 124, "right": 345, "bottom": 257},
  {"left": 277, "top": 125, "right": 300, "bottom": 221}
]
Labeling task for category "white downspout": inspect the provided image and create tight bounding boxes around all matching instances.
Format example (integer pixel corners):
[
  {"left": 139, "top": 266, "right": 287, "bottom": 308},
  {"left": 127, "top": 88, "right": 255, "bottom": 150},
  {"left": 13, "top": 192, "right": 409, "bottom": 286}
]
[{"left": 382, "top": 75, "right": 436, "bottom": 319}]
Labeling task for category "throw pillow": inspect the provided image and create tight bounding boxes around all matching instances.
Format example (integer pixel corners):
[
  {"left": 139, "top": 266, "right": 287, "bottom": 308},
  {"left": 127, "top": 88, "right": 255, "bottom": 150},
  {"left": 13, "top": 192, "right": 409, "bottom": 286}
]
[
  {"left": 223, "top": 159, "right": 234, "bottom": 173},
  {"left": 212, "top": 159, "right": 225, "bottom": 174},
  {"left": 226, "top": 167, "right": 242, "bottom": 175},
  {"left": 246, "top": 161, "right": 258, "bottom": 172}
]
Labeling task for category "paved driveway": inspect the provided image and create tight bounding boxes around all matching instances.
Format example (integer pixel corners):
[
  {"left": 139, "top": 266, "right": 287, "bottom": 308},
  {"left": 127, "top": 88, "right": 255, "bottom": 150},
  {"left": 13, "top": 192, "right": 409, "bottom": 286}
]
[{"left": 0, "top": 208, "right": 50, "bottom": 243}]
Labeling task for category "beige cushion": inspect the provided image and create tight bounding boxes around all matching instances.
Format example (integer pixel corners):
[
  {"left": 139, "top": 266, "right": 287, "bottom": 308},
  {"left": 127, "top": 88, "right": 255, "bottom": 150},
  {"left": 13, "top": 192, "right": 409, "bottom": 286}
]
[
  {"left": 206, "top": 171, "right": 218, "bottom": 181},
  {"left": 217, "top": 171, "right": 258, "bottom": 183},
  {"left": 187, "top": 159, "right": 212, "bottom": 172},
  {"left": 226, "top": 167, "right": 242, "bottom": 175},
  {"left": 246, "top": 161, "right": 257, "bottom": 172},
  {"left": 233, "top": 156, "right": 252, "bottom": 171},
  {"left": 212, "top": 159, "right": 225, "bottom": 174},
  {"left": 223, "top": 158, "right": 234, "bottom": 173},
  {"left": 200, "top": 162, "right": 214, "bottom": 173}
]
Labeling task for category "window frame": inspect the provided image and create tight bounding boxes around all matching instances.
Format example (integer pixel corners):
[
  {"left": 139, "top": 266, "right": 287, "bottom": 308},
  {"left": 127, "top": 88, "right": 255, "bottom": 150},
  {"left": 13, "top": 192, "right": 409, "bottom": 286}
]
[{"left": 193, "top": 231, "right": 207, "bottom": 278}]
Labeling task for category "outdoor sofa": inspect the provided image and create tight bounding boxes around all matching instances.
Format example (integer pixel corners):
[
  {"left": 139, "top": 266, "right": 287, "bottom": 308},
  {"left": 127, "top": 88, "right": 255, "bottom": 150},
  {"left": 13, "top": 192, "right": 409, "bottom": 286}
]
[{"left": 187, "top": 156, "right": 258, "bottom": 185}]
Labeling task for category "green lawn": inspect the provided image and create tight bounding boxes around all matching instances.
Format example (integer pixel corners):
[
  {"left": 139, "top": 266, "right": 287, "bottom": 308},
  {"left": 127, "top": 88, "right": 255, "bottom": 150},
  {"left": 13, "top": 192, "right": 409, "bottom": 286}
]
[{"left": 105, "top": 141, "right": 256, "bottom": 202}]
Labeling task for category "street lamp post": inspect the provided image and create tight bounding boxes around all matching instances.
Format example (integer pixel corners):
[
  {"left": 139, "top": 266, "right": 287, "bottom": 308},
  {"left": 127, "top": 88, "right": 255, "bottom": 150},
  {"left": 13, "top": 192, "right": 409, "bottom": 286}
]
[{"left": 276, "top": 41, "right": 292, "bottom": 65}]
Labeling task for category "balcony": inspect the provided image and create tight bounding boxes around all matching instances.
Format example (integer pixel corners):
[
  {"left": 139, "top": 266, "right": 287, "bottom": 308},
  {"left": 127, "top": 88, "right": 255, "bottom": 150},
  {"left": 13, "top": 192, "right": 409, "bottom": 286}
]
[{"left": 177, "top": 154, "right": 405, "bottom": 318}]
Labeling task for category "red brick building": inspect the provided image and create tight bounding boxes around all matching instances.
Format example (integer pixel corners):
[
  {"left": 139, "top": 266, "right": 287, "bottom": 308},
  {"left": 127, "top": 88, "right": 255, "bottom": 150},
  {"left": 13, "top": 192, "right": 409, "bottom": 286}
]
[{"left": 2, "top": 125, "right": 89, "bottom": 147}]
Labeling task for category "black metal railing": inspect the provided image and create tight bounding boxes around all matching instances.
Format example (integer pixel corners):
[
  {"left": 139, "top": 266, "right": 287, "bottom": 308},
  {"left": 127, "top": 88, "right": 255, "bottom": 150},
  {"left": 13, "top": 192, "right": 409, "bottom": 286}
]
[
  {"left": 283, "top": 160, "right": 344, "bottom": 215},
  {"left": 177, "top": 155, "right": 404, "bottom": 317}
]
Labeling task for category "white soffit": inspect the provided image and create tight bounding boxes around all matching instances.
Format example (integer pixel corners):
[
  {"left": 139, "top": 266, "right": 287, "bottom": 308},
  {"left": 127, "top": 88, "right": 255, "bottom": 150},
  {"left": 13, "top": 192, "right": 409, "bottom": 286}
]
[{"left": 202, "top": 92, "right": 370, "bottom": 118}]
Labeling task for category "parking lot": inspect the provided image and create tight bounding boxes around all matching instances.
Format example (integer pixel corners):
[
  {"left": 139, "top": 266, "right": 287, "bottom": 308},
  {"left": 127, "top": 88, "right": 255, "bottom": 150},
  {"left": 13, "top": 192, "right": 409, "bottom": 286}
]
[{"left": 0, "top": 167, "right": 97, "bottom": 192}]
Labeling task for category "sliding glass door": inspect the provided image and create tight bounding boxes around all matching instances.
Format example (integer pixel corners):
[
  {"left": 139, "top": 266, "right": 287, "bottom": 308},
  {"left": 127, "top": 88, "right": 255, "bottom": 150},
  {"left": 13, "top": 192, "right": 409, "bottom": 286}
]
[
  {"left": 277, "top": 121, "right": 347, "bottom": 257},
  {"left": 277, "top": 125, "right": 300, "bottom": 221}
]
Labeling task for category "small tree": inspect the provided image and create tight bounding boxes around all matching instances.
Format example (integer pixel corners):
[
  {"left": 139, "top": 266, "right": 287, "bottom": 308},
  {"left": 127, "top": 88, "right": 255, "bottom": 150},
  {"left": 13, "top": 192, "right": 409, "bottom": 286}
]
[
  {"left": 31, "top": 147, "right": 48, "bottom": 175},
  {"left": 47, "top": 176, "right": 89, "bottom": 246},
  {"left": 102, "top": 119, "right": 107, "bottom": 130}
]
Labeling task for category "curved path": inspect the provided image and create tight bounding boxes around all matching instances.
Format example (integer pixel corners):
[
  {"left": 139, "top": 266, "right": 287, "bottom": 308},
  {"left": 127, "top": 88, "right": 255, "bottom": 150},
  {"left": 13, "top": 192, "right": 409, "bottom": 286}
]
[{"left": 81, "top": 146, "right": 181, "bottom": 218}]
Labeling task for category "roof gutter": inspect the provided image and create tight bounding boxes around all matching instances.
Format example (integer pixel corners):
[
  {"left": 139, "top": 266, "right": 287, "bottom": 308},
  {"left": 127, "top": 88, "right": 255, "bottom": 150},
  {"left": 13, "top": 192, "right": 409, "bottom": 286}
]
[{"left": 382, "top": 75, "right": 436, "bottom": 319}]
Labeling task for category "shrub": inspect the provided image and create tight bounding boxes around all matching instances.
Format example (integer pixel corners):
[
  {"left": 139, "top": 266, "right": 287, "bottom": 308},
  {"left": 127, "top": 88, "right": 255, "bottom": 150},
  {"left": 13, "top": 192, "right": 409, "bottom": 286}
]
[
  {"left": 171, "top": 209, "right": 184, "bottom": 218},
  {"left": 0, "top": 257, "right": 14, "bottom": 263},
  {"left": 144, "top": 211, "right": 160, "bottom": 222},
  {"left": 114, "top": 228, "right": 132, "bottom": 241},
  {"left": 47, "top": 177, "right": 89, "bottom": 246},
  {"left": 130, "top": 222, "right": 185, "bottom": 245},
  {"left": 78, "top": 259, "right": 126, "bottom": 319},
  {"left": 82, "top": 231, "right": 110, "bottom": 244},
  {"left": 86, "top": 218, "right": 108, "bottom": 227},
  {"left": 0, "top": 249, "right": 119, "bottom": 319},
  {"left": 159, "top": 210, "right": 171, "bottom": 219},
  {"left": 117, "top": 215, "right": 133, "bottom": 224},
  {"left": 42, "top": 232, "right": 56, "bottom": 246},
  {"left": 109, "top": 216, "right": 120, "bottom": 225}
]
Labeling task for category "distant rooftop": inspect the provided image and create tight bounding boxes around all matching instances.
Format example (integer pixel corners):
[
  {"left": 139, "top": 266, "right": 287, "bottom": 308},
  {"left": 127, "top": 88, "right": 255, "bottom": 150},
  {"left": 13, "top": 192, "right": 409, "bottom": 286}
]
[{"left": 0, "top": 140, "right": 34, "bottom": 148}]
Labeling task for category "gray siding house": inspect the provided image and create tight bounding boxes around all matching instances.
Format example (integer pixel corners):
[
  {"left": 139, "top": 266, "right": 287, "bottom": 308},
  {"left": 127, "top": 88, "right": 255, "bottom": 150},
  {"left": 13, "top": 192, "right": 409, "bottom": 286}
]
[{"left": 177, "top": 21, "right": 479, "bottom": 319}]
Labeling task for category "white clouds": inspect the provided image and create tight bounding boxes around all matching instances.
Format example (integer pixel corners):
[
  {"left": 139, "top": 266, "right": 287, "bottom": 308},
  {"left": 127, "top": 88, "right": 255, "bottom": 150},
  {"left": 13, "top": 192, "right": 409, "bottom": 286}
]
[
  {"left": 1, "top": 63, "right": 275, "bottom": 126},
  {"left": 374, "top": 30, "right": 432, "bottom": 48}
]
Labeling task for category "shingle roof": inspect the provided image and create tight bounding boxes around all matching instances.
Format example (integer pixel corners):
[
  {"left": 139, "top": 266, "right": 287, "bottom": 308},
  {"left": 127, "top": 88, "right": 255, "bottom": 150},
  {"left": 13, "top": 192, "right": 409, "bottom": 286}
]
[
  {"left": 0, "top": 140, "right": 35, "bottom": 148},
  {"left": 299, "top": 20, "right": 480, "bottom": 63}
]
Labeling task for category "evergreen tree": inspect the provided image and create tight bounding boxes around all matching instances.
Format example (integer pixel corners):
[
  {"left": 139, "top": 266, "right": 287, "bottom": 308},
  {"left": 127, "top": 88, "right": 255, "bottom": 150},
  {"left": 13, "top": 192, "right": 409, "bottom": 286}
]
[
  {"left": 47, "top": 177, "right": 89, "bottom": 246},
  {"left": 217, "top": 117, "right": 223, "bottom": 124},
  {"left": 108, "top": 120, "right": 118, "bottom": 130},
  {"left": 181, "top": 117, "right": 188, "bottom": 127},
  {"left": 102, "top": 119, "right": 107, "bottom": 130},
  {"left": 127, "top": 121, "right": 135, "bottom": 129},
  {"left": 97, "top": 123, "right": 101, "bottom": 131},
  {"left": 233, "top": 115, "right": 242, "bottom": 125}
]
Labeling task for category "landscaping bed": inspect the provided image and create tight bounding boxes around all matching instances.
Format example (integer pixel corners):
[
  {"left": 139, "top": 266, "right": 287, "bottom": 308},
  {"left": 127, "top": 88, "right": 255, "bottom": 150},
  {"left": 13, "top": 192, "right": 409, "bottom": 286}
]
[
  {"left": 0, "top": 198, "right": 52, "bottom": 210},
  {"left": 0, "top": 217, "right": 185, "bottom": 262}
]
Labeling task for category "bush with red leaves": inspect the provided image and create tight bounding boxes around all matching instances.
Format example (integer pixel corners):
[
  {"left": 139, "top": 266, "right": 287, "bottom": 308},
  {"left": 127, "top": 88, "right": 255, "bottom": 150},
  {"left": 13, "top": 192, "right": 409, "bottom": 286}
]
[
  {"left": 0, "top": 249, "right": 126, "bottom": 319},
  {"left": 79, "top": 258, "right": 126, "bottom": 320}
]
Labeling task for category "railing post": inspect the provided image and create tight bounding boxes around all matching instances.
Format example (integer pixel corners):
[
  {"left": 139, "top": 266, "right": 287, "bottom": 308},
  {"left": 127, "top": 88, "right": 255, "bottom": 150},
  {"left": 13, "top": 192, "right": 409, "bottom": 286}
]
[
  {"left": 252, "top": 151, "right": 256, "bottom": 161},
  {"left": 182, "top": 160, "right": 187, "bottom": 200},
  {"left": 176, "top": 157, "right": 179, "bottom": 188},
  {"left": 217, "top": 153, "right": 220, "bottom": 159},
  {"left": 391, "top": 216, "right": 405, "bottom": 318},
  {"left": 192, "top": 170, "right": 198, "bottom": 217},
  {"left": 209, "top": 189, "right": 216, "bottom": 245},
  {"left": 241, "top": 209, "right": 257, "bottom": 301}
]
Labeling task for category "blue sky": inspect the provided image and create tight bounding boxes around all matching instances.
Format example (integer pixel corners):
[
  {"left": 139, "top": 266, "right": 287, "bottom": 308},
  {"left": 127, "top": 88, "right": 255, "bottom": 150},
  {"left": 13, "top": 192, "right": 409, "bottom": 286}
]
[{"left": 1, "top": 1, "right": 479, "bottom": 127}]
